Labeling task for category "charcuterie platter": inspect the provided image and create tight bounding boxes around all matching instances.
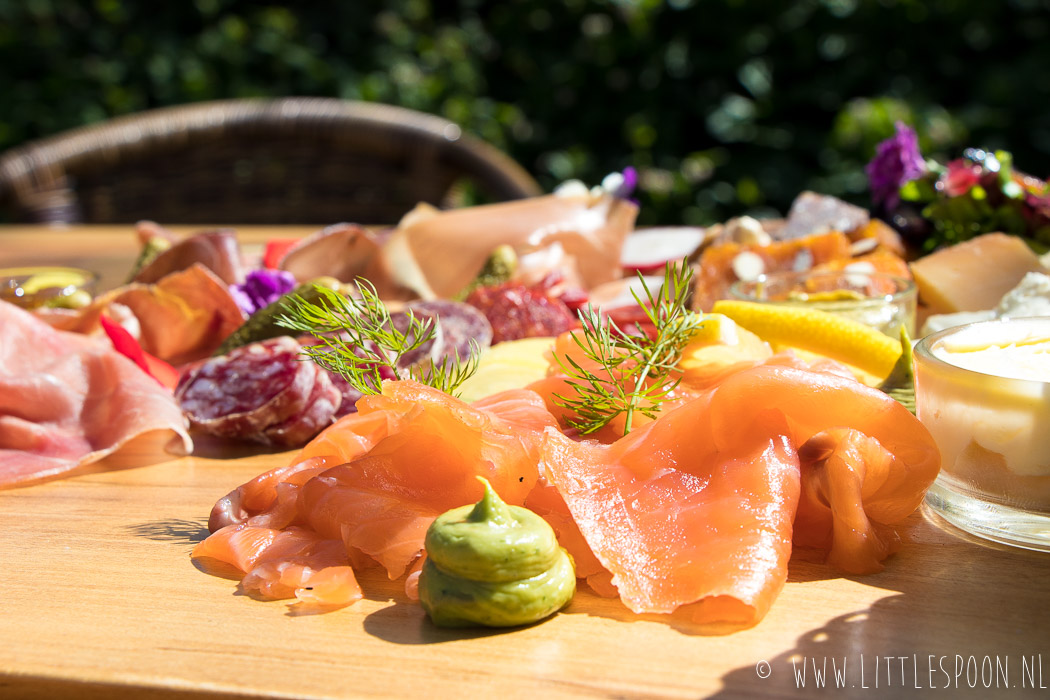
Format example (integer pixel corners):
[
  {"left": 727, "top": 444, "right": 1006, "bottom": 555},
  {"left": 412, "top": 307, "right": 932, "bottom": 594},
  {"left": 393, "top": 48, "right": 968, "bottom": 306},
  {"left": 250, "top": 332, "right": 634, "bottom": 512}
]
[{"left": 3, "top": 190, "right": 1050, "bottom": 698}]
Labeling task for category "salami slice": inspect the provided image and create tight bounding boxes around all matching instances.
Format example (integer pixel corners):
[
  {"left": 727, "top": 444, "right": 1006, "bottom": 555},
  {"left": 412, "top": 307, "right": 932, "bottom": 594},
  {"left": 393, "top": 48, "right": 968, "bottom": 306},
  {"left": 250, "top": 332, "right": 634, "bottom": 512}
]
[
  {"left": 404, "top": 299, "right": 493, "bottom": 365},
  {"left": 464, "top": 283, "right": 577, "bottom": 343},
  {"left": 262, "top": 364, "right": 342, "bottom": 447},
  {"left": 176, "top": 336, "right": 318, "bottom": 443}
]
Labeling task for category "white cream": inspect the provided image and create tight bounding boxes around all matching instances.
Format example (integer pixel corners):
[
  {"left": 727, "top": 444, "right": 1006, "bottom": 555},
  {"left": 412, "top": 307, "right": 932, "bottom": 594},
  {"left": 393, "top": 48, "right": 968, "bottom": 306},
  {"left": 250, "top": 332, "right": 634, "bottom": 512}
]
[
  {"left": 921, "top": 271, "right": 1050, "bottom": 337},
  {"left": 997, "top": 271, "right": 1050, "bottom": 317},
  {"left": 921, "top": 318, "right": 1050, "bottom": 477},
  {"left": 932, "top": 319, "right": 1050, "bottom": 382}
]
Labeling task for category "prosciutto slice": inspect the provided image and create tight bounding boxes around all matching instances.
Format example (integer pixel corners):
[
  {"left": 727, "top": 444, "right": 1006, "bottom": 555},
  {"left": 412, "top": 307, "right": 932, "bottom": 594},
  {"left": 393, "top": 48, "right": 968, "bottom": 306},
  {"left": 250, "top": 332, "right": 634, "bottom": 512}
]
[
  {"left": 34, "top": 264, "right": 245, "bottom": 365},
  {"left": 0, "top": 300, "right": 192, "bottom": 487},
  {"left": 132, "top": 227, "right": 245, "bottom": 286}
]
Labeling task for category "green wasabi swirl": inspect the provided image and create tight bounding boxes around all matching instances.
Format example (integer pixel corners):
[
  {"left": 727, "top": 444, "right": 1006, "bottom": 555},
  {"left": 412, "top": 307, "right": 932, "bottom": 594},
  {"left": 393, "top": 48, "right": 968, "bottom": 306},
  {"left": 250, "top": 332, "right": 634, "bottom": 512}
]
[{"left": 419, "top": 477, "right": 576, "bottom": 627}]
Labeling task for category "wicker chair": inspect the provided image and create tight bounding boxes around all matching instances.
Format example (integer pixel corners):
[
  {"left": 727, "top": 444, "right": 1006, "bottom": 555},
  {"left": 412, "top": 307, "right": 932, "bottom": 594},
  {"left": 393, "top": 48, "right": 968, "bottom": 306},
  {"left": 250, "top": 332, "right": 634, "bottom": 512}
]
[{"left": 0, "top": 98, "right": 543, "bottom": 225}]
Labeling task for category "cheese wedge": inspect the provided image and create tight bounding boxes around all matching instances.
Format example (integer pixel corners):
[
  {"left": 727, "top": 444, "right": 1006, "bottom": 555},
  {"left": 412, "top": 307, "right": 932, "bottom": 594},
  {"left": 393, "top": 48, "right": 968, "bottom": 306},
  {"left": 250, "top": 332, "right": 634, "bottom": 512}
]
[{"left": 910, "top": 233, "right": 1046, "bottom": 313}]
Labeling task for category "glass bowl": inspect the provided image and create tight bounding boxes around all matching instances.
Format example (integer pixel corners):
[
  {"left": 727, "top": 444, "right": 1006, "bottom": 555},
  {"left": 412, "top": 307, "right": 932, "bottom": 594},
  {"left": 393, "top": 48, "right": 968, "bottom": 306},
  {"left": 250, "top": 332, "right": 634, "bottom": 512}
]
[
  {"left": 915, "top": 317, "right": 1050, "bottom": 551},
  {"left": 727, "top": 269, "right": 917, "bottom": 337},
  {"left": 0, "top": 266, "right": 99, "bottom": 310}
]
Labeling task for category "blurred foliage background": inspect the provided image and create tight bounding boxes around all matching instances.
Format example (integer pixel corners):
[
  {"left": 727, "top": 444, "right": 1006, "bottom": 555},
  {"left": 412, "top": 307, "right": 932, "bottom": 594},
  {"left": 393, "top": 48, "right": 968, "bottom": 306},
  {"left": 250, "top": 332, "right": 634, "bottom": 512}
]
[{"left": 2, "top": 0, "right": 1049, "bottom": 225}]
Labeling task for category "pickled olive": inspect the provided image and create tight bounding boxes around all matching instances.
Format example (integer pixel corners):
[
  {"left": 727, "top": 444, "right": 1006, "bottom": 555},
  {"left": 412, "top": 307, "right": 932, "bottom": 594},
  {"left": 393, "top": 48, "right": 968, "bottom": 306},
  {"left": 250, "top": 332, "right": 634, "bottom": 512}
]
[{"left": 419, "top": 477, "right": 575, "bottom": 627}]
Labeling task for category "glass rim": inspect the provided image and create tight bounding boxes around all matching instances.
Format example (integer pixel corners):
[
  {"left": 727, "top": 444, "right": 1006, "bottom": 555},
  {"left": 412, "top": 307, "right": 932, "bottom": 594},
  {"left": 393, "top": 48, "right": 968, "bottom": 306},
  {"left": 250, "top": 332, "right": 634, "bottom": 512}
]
[
  {"left": 0, "top": 266, "right": 100, "bottom": 284},
  {"left": 915, "top": 315, "right": 1050, "bottom": 385},
  {"left": 727, "top": 269, "right": 916, "bottom": 305}
]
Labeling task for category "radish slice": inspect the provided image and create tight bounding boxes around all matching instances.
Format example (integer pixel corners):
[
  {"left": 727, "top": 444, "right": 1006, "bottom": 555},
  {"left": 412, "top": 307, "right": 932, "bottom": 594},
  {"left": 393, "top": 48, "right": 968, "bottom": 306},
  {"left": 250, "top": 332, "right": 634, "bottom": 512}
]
[{"left": 621, "top": 227, "right": 706, "bottom": 273}]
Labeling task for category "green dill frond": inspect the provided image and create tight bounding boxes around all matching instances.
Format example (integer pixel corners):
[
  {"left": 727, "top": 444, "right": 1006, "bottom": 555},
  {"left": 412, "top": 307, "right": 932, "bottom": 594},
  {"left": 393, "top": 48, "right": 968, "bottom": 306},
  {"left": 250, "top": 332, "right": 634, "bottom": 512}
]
[
  {"left": 275, "top": 280, "right": 479, "bottom": 397},
  {"left": 551, "top": 260, "right": 702, "bottom": 435}
]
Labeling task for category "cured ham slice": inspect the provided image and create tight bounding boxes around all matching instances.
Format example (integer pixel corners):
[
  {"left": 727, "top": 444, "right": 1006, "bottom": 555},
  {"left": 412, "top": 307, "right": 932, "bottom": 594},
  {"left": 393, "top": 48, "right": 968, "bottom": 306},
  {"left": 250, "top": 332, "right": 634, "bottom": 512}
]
[
  {"left": 277, "top": 223, "right": 391, "bottom": 293},
  {"left": 381, "top": 193, "right": 638, "bottom": 300},
  {"left": 132, "top": 227, "right": 245, "bottom": 286},
  {"left": 0, "top": 300, "right": 192, "bottom": 488},
  {"left": 36, "top": 264, "right": 245, "bottom": 365}
]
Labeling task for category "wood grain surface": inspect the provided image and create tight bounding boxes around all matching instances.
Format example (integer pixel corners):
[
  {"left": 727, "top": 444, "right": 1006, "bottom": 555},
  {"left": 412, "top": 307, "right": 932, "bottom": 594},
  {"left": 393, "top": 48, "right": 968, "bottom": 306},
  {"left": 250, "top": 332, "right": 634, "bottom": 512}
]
[{"left": 2, "top": 227, "right": 1049, "bottom": 699}]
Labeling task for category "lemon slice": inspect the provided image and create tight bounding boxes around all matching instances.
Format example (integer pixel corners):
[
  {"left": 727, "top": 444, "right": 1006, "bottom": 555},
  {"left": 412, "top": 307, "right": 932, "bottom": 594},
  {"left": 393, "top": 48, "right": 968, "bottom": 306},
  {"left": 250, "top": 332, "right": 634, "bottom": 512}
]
[
  {"left": 458, "top": 337, "right": 555, "bottom": 403},
  {"left": 19, "top": 268, "right": 91, "bottom": 294},
  {"left": 711, "top": 300, "right": 903, "bottom": 380},
  {"left": 687, "top": 313, "right": 740, "bottom": 346}
]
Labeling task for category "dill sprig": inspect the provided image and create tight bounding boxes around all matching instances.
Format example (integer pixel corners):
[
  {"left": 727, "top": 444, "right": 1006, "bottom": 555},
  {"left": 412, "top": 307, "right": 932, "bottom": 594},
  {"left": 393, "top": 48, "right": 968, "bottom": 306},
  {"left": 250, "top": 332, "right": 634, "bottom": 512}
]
[
  {"left": 552, "top": 261, "right": 704, "bottom": 435},
  {"left": 274, "top": 280, "right": 480, "bottom": 397}
]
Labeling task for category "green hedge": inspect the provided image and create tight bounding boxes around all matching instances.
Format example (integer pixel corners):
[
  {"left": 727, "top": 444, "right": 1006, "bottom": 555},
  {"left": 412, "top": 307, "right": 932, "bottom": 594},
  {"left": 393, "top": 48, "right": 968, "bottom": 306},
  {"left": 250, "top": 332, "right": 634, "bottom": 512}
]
[{"left": 2, "top": 0, "right": 1048, "bottom": 225}]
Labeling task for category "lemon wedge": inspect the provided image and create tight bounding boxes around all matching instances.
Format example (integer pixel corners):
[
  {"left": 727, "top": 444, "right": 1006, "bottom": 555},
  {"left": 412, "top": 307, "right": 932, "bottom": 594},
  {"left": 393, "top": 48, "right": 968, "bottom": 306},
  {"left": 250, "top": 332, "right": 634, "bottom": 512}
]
[{"left": 711, "top": 300, "right": 903, "bottom": 380}]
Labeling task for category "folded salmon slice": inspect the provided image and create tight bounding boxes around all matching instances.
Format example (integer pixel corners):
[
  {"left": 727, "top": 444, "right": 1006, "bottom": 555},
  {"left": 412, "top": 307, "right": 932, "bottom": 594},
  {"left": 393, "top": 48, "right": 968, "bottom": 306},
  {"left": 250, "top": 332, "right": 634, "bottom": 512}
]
[
  {"left": 541, "top": 401, "right": 800, "bottom": 627},
  {"left": 296, "top": 384, "right": 558, "bottom": 579},
  {"left": 539, "top": 363, "right": 940, "bottom": 627},
  {"left": 193, "top": 523, "right": 362, "bottom": 607},
  {"left": 193, "top": 381, "right": 559, "bottom": 604}
]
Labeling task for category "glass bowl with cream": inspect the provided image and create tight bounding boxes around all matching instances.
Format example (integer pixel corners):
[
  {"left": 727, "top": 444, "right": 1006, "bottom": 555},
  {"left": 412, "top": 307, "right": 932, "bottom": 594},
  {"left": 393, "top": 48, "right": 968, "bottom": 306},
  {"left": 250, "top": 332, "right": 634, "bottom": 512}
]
[
  {"left": 915, "top": 316, "right": 1050, "bottom": 550},
  {"left": 728, "top": 269, "right": 917, "bottom": 337}
]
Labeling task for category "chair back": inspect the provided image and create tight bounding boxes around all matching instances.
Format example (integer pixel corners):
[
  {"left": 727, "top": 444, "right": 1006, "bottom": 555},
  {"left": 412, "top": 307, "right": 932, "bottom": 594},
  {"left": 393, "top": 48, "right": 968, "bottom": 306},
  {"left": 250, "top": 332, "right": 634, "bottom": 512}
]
[{"left": 0, "top": 98, "right": 542, "bottom": 225}]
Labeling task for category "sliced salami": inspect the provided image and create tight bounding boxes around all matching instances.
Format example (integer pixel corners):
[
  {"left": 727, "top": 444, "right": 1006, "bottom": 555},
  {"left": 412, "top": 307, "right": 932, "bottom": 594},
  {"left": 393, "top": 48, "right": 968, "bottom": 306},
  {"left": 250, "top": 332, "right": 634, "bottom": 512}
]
[
  {"left": 464, "top": 283, "right": 577, "bottom": 343},
  {"left": 176, "top": 336, "right": 339, "bottom": 446},
  {"left": 262, "top": 364, "right": 342, "bottom": 447},
  {"left": 404, "top": 299, "right": 493, "bottom": 366}
]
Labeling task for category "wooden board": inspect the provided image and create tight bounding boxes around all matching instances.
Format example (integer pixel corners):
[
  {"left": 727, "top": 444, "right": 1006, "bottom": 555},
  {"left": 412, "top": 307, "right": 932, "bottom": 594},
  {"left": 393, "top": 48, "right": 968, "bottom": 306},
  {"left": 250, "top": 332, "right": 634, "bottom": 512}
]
[
  {"left": 2, "top": 226, "right": 1050, "bottom": 698},
  {"left": 3, "top": 436, "right": 1049, "bottom": 699}
]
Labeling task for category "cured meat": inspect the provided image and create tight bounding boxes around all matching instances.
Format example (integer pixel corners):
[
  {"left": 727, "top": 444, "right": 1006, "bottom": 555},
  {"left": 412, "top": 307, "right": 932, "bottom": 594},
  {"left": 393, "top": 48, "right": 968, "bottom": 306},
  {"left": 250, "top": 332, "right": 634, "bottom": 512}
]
[
  {"left": 404, "top": 299, "right": 493, "bottom": 366},
  {"left": 132, "top": 228, "right": 245, "bottom": 286},
  {"left": 193, "top": 381, "right": 559, "bottom": 604},
  {"left": 276, "top": 223, "right": 398, "bottom": 296},
  {"left": 176, "top": 337, "right": 341, "bottom": 447},
  {"left": 36, "top": 264, "right": 245, "bottom": 365},
  {"left": 0, "top": 300, "right": 192, "bottom": 488},
  {"left": 464, "top": 283, "right": 578, "bottom": 343},
  {"left": 381, "top": 193, "right": 638, "bottom": 300}
]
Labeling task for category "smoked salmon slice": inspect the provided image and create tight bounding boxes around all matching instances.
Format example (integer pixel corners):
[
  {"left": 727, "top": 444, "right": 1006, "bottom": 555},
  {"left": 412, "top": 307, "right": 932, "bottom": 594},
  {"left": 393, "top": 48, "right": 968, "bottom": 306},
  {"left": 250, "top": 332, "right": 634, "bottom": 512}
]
[
  {"left": 193, "top": 360, "right": 938, "bottom": 625},
  {"left": 192, "top": 380, "right": 559, "bottom": 603},
  {"left": 538, "top": 363, "right": 940, "bottom": 627},
  {"left": 193, "top": 523, "right": 362, "bottom": 607}
]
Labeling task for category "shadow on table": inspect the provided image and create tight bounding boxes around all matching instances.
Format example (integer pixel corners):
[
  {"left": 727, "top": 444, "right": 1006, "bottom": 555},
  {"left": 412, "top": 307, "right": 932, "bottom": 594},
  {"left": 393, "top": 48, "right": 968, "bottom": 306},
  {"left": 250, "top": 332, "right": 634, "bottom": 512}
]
[
  {"left": 123, "top": 517, "right": 209, "bottom": 547},
  {"left": 711, "top": 508, "right": 1050, "bottom": 698},
  {"left": 362, "top": 596, "right": 559, "bottom": 645}
]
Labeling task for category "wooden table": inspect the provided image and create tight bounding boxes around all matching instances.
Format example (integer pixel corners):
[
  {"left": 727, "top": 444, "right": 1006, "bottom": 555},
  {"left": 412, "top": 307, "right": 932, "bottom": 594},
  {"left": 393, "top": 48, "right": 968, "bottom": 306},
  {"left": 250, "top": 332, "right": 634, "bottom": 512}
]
[{"left": 2, "top": 226, "right": 1049, "bottom": 699}]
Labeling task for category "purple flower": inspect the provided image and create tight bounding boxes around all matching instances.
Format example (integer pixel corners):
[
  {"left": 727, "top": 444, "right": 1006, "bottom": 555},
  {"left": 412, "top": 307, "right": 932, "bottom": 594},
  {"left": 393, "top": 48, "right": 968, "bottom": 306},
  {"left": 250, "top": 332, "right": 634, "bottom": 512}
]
[
  {"left": 231, "top": 268, "right": 297, "bottom": 316},
  {"left": 617, "top": 166, "right": 638, "bottom": 198},
  {"left": 866, "top": 122, "right": 926, "bottom": 210},
  {"left": 602, "top": 167, "right": 638, "bottom": 200}
]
